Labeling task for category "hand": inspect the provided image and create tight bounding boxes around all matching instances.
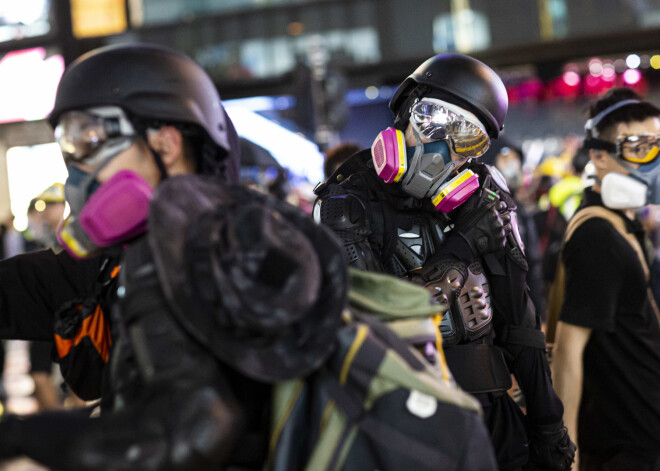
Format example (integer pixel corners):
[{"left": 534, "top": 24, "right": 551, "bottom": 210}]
[{"left": 526, "top": 421, "right": 576, "bottom": 471}]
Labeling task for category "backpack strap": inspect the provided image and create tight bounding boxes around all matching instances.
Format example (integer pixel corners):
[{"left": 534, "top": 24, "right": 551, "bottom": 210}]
[{"left": 546, "top": 205, "right": 660, "bottom": 343}]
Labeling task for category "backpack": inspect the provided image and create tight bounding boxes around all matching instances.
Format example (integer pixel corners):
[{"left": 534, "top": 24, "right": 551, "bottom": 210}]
[{"left": 265, "top": 268, "right": 497, "bottom": 471}]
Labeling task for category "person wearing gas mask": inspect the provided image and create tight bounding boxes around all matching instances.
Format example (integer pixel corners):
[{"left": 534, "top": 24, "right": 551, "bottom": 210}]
[
  {"left": 314, "top": 53, "right": 575, "bottom": 471},
  {"left": 0, "top": 43, "right": 350, "bottom": 471},
  {"left": 551, "top": 88, "right": 660, "bottom": 471}
]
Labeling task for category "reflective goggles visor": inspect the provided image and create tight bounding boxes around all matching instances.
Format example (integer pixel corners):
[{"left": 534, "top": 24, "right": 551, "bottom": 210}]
[
  {"left": 54, "top": 108, "right": 134, "bottom": 165},
  {"left": 619, "top": 134, "right": 660, "bottom": 165},
  {"left": 410, "top": 99, "right": 490, "bottom": 158}
]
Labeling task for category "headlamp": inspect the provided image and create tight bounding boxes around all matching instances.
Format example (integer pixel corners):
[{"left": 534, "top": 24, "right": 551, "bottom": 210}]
[{"left": 410, "top": 98, "right": 490, "bottom": 158}]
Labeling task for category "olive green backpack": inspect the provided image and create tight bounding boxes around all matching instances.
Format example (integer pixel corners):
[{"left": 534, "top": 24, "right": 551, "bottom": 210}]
[{"left": 265, "top": 268, "right": 496, "bottom": 471}]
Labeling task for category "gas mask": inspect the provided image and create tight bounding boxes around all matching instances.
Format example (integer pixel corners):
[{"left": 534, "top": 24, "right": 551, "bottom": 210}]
[
  {"left": 54, "top": 106, "right": 154, "bottom": 259},
  {"left": 371, "top": 98, "right": 490, "bottom": 212},
  {"left": 593, "top": 140, "right": 660, "bottom": 210},
  {"left": 583, "top": 99, "right": 660, "bottom": 210}
]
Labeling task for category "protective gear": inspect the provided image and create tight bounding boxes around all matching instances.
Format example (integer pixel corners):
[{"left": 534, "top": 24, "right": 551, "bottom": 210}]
[
  {"left": 371, "top": 127, "right": 407, "bottom": 183},
  {"left": 409, "top": 259, "right": 493, "bottom": 345},
  {"left": 432, "top": 169, "right": 481, "bottom": 213},
  {"left": 48, "top": 43, "right": 240, "bottom": 180},
  {"left": 56, "top": 214, "right": 98, "bottom": 259},
  {"left": 64, "top": 165, "right": 103, "bottom": 215},
  {"left": 619, "top": 133, "right": 660, "bottom": 164},
  {"left": 584, "top": 133, "right": 660, "bottom": 165},
  {"left": 371, "top": 126, "right": 481, "bottom": 212},
  {"left": 58, "top": 170, "right": 153, "bottom": 259},
  {"left": 600, "top": 171, "right": 648, "bottom": 209},
  {"left": 54, "top": 107, "right": 137, "bottom": 166},
  {"left": 389, "top": 53, "right": 508, "bottom": 138},
  {"left": 79, "top": 170, "right": 152, "bottom": 247},
  {"left": 453, "top": 186, "right": 507, "bottom": 257},
  {"left": 410, "top": 98, "right": 490, "bottom": 158},
  {"left": 313, "top": 188, "right": 381, "bottom": 271},
  {"left": 315, "top": 148, "right": 565, "bottom": 470},
  {"left": 526, "top": 422, "right": 576, "bottom": 471},
  {"left": 148, "top": 176, "right": 348, "bottom": 383}
]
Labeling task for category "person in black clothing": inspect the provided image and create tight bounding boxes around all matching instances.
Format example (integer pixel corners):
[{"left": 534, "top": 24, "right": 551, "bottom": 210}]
[
  {"left": 552, "top": 88, "right": 660, "bottom": 470},
  {"left": 0, "top": 43, "right": 351, "bottom": 471},
  {"left": 314, "top": 53, "right": 574, "bottom": 470}
]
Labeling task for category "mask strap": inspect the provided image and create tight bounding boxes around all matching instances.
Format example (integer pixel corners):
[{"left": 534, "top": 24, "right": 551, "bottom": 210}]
[
  {"left": 147, "top": 145, "right": 169, "bottom": 181},
  {"left": 585, "top": 99, "right": 640, "bottom": 138}
]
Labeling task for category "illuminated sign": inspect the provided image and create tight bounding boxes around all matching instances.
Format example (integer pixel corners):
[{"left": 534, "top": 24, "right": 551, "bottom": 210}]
[{"left": 0, "top": 48, "right": 64, "bottom": 124}]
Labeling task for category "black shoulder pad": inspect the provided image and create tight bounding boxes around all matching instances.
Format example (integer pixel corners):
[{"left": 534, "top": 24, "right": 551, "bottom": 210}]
[{"left": 315, "top": 191, "right": 369, "bottom": 235}]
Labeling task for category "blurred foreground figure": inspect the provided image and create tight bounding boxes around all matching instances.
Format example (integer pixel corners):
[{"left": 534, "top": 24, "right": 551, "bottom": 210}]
[
  {"left": 315, "top": 53, "right": 575, "bottom": 471},
  {"left": 551, "top": 88, "right": 660, "bottom": 470},
  {"left": 0, "top": 43, "right": 495, "bottom": 471}
]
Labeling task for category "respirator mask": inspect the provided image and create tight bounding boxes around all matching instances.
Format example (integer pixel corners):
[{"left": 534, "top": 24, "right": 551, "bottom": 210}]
[
  {"left": 54, "top": 106, "right": 154, "bottom": 259},
  {"left": 584, "top": 99, "right": 660, "bottom": 210},
  {"left": 371, "top": 98, "right": 490, "bottom": 212}
]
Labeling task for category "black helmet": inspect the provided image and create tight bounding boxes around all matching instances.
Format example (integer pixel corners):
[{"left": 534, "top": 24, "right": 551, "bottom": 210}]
[
  {"left": 389, "top": 53, "right": 508, "bottom": 138},
  {"left": 49, "top": 43, "right": 239, "bottom": 181}
]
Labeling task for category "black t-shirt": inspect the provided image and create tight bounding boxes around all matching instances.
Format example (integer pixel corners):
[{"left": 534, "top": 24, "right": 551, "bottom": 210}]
[{"left": 559, "top": 188, "right": 660, "bottom": 455}]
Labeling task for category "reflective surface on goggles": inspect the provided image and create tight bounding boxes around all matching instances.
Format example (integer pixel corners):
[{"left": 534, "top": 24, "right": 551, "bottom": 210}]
[
  {"left": 619, "top": 133, "right": 660, "bottom": 164},
  {"left": 54, "top": 107, "right": 135, "bottom": 166},
  {"left": 410, "top": 99, "right": 490, "bottom": 158}
]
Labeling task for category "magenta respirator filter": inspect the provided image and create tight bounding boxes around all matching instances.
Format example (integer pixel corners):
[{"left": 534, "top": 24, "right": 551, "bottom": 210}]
[
  {"left": 79, "top": 169, "right": 153, "bottom": 247},
  {"left": 371, "top": 127, "right": 408, "bottom": 183}
]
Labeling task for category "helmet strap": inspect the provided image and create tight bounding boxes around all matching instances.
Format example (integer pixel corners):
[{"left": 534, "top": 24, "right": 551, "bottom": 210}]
[{"left": 147, "top": 145, "right": 169, "bottom": 181}]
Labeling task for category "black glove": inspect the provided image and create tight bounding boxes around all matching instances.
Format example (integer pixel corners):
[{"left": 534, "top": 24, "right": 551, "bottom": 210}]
[
  {"left": 0, "top": 414, "right": 22, "bottom": 461},
  {"left": 525, "top": 421, "right": 576, "bottom": 471}
]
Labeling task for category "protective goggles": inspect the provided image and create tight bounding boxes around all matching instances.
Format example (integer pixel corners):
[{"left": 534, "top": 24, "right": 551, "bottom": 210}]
[
  {"left": 410, "top": 98, "right": 490, "bottom": 158},
  {"left": 54, "top": 107, "right": 136, "bottom": 166},
  {"left": 584, "top": 134, "right": 660, "bottom": 165}
]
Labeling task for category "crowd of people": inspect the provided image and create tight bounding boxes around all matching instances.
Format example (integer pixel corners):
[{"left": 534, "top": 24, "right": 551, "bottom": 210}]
[{"left": 0, "top": 41, "right": 658, "bottom": 471}]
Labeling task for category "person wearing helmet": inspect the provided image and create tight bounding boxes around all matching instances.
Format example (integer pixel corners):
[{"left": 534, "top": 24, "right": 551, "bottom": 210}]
[
  {"left": 23, "top": 183, "right": 66, "bottom": 252},
  {"left": 314, "top": 53, "right": 575, "bottom": 470},
  {"left": 0, "top": 43, "right": 327, "bottom": 471}
]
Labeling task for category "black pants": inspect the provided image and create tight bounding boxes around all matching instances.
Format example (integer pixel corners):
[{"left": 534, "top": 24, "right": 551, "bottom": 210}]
[
  {"left": 581, "top": 449, "right": 660, "bottom": 471},
  {"left": 479, "top": 392, "right": 529, "bottom": 471}
]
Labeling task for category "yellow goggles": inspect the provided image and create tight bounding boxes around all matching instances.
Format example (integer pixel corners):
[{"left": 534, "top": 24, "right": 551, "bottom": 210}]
[
  {"left": 410, "top": 98, "right": 490, "bottom": 158},
  {"left": 619, "top": 134, "right": 660, "bottom": 164}
]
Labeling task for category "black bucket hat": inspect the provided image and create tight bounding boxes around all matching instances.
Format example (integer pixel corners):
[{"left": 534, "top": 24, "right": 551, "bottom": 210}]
[{"left": 148, "top": 175, "right": 348, "bottom": 382}]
